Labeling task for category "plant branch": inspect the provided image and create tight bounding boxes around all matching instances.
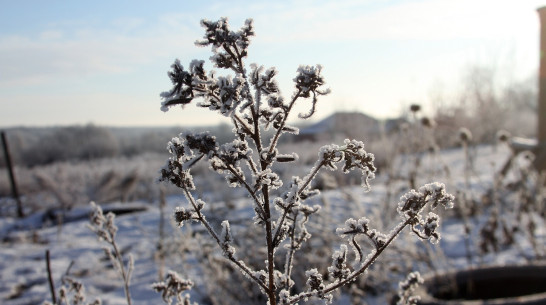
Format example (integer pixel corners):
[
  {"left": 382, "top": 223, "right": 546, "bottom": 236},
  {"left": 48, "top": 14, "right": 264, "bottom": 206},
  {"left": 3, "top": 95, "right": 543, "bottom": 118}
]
[
  {"left": 110, "top": 234, "right": 133, "bottom": 305},
  {"left": 224, "top": 163, "right": 267, "bottom": 219},
  {"left": 283, "top": 213, "right": 299, "bottom": 287},
  {"left": 273, "top": 161, "right": 326, "bottom": 244},
  {"left": 288, "top": 219, "right": 411, "bottom": 304},
  {"left": 183, "top": 187, "right": 269, "bottom": 292},
  {"left": 261, "top": 183, "right": 277, "bottom": 305},
  {"left": 267, "top": 91, "right": 301, "bottom": 157},
  {"left": 223, "top": 43, "right": 244, "bottom": 73},
  {"left": 183, "top": 188, "right": 221, "bottom": 244}
]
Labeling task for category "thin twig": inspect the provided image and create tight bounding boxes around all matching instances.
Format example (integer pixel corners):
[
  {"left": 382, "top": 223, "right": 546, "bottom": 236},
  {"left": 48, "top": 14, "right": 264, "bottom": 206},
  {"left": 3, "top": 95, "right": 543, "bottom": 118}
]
[
  {"left": 273, "top": 161, "right": 325, "bottom": 244},
  {"left": 182, "top": 187, "right": 269, "bottom": 292},
  {"left": 45, "top": 249, "right": 57, "bottom": 305}
]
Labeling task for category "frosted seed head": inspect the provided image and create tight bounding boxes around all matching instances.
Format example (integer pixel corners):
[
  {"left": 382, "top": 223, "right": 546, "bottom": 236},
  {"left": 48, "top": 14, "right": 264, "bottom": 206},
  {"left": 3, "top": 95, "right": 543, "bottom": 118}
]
[
  {"left": 421, "top": 116, "right": 436, "bottom": 128},
  {"left": 340, "top": 139, "right": 376, "bottom": 190},
  {"left": 459, "top": 127, "right": 472, "bottom": 142},
  {"left": 174, "top": 207, "right": 197, "bottom": 227},
  {"left": 278, "top": 289, "right": 291, "bottom": 305},
  {"left": 328, "top": 244, "right": 350, "bottom": 281},
  {"left": 423, "top": 212, "right": 441, "bottom": 244},
  {"left": 496, "top": 129, "right": 511, "bottom": 142},
  {"left": 255, "top": 169, "right": 283, "bottom": 190},
  {"left": 299, "top": 204, "right": 320, "bottom": 216},
  {"left": 419, "top": 182, "right": 454, "bottom": 210},
  {"left": 337, "top": 217, "right": 371, "bottom": 238},
  {"left": 305, "top": 268, "right": 324, "bottom": 291},
  {"left": 152, "top": 271, "right": 194, "bottom": 304},
  {"left": 397, "top": 189, "right": 423, "bottom": 219},
  {"left": 397, "top": 271, "right": 424, "bottom": 305},
  {"left": 410, "top": 104, "right": 421, "bottom": 113}
]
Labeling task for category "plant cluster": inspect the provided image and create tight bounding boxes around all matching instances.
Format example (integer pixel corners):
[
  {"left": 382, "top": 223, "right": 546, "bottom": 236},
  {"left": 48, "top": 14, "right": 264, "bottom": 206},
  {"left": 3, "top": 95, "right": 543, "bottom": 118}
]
[
  {"left": 43, "top": 276, "right": 102, "bottom": 305},
  {"left": 395, "top": 271, "right": 423, "bottom": 305},
  {"left": 158, "top": 17, "right": 455, "bottom": 305},
  {"left": 152, "top": 271, "right": 197, "bottom": 305},
  {"left": 479, "top": 135, "right": 546, "bottom": 259},
  {"left": 87, "top": 202, "right": 134, "bottom": 305}
]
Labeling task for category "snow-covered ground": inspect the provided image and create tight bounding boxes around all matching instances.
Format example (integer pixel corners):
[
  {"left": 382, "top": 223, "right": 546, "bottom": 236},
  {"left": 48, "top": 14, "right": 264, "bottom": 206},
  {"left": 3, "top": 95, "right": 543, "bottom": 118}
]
[{"left": 0, "top": 144, "right": 544, "bottom": 305}]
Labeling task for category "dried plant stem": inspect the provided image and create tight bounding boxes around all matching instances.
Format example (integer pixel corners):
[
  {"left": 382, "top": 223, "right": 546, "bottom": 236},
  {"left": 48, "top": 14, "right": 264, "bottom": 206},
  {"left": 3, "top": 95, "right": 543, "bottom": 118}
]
[
  {"left": 110, "top": 238, "right": 132, "bottom": 305},
  {"left": 267, "top": 91, "right": 300, "bottom": 154},
  {"left": 283, "top": 213, "right": 299, "bottom": 286},
  {"left": 262, "top": 184, "right": 277, "bottom": 305},
  {"left": 157, "top": 187, "right": 166, "bottom": 280},
  {"left": 225, "top": 164, "right": 266, "bottom": 217},
  {"left": 45, "top": 249, "right": 57, "bottom": 305},
  {"left": 89, "top": 203, "right": 133, "bottom": 305}
]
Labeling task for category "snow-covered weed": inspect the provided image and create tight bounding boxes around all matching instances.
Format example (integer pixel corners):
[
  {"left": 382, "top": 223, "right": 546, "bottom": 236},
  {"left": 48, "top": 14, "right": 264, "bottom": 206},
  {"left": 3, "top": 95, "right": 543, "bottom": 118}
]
[
  {"left": 43, "top": 276, "right": 102, "bottom": 305},
  {"left": 158, "top": 17, "right": 455, "bottom": 305},
  {"left": 152, "top": 271, "right": 197, "bottom": 305},
  {"left": 88, "top": 202, "right": 134, "bottom": 305},
  {"left": 479, "top": 136, "right": 546, "bottom": 260}
]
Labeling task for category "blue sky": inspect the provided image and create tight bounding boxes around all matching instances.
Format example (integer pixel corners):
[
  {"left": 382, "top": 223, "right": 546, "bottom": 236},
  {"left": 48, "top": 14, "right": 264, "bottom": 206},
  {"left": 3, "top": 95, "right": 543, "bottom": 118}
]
[{"left": 0, "top": 0, "right": 544, "bottom": 127}]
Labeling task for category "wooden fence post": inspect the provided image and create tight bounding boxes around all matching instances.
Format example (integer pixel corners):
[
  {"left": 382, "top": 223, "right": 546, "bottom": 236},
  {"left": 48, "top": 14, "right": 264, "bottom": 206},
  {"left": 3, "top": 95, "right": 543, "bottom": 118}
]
[
  {"left": 536, "top": 7, "right": 546, "bottom": 172},
  {"left": 1, "top": 131, "right": 24, "bottom": 217}
]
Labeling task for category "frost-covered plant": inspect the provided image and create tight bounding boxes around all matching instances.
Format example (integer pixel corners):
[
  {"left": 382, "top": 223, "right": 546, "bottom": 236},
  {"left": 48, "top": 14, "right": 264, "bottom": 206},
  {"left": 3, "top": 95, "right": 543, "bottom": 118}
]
[
  {"left": 159, "top": 18, "right": 454, "bottom": 304},
  {"left": 482, "top": 147, "right": 546, "bottom": 260},
  {"left": 389, "top": 104, "right": 446, "bottom": 195},
  {"left": 88, "top": 202, "right": 134, "bottom": 305},
  {"left": 395, "top": 271, "right": 423, "bottom": 305},
  {"left": 153, "top": 271, "right": 197, "bottom": 305},
  {"left": 453, "top": 127, "right": 480, "bottom": 264},
  {"left": 458, "top": 127, "right": 474, "bottom": 185},
  {"left": 43, "top": 277, "right": 102, "bottom": 305}
]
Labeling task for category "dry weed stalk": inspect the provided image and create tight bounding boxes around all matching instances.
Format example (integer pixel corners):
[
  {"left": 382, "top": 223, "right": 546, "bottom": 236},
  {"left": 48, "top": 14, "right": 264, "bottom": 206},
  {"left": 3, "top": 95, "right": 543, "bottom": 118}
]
[
  {"left": 88, "top": 202, "right": 134, "bottom": 305},
  {"left": 158, "top": 17, "right": 455, "bottom": 305}
]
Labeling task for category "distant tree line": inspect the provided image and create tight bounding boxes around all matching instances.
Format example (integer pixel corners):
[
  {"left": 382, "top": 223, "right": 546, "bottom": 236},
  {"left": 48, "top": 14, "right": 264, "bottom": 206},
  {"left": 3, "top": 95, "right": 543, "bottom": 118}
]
[
  {"left": 430, "top": 67, "right": 537, "bottom": 146},
  {"left": 0, "top": 123, "right": 238, "bottom": 168}
]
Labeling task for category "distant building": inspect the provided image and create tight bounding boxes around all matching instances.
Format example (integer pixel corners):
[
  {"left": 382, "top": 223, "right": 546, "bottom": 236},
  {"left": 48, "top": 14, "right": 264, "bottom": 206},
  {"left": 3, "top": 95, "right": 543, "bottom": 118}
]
[{"left": 295, "top": 112, "right": 384, "bottom": 142}]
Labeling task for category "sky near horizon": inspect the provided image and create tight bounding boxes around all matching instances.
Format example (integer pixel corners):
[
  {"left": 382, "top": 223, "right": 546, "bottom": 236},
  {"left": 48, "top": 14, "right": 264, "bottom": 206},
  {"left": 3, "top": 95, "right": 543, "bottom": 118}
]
[{"left": 0, "top": 0, "right": 544, "bottom": 127}]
